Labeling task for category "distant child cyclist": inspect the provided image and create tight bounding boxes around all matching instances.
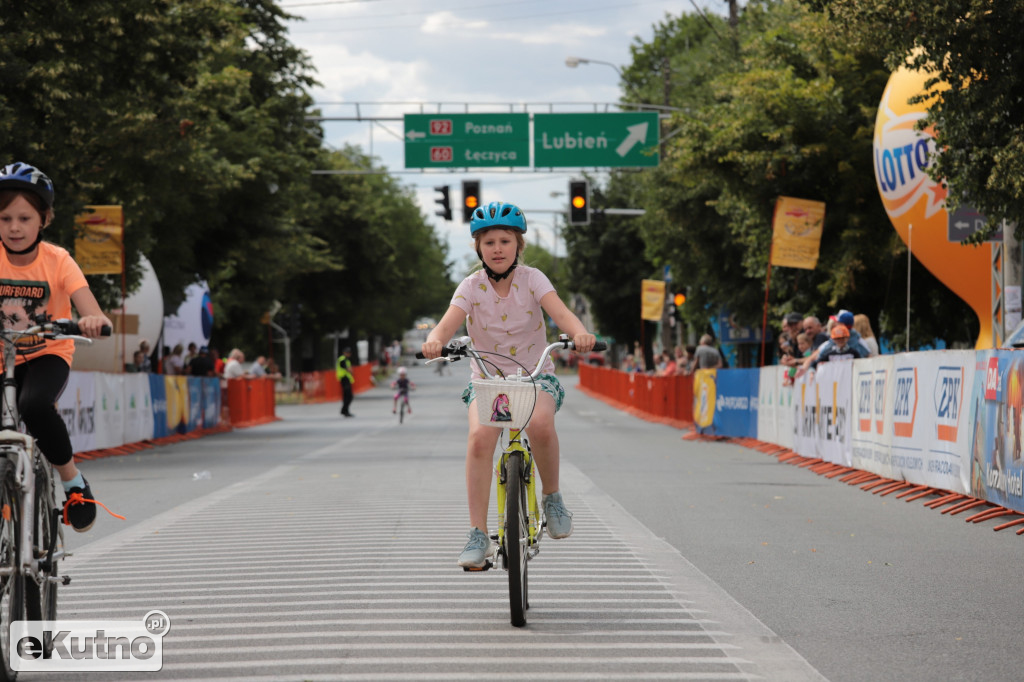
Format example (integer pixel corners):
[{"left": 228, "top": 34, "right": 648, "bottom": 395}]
[
  {"left": 421, "top": 201, "right": 596, "bottom": 568},
  {"left": 0, "top": 162, "right": 113, "bottom": 532},
  {"left": 391, "top": 366, "right": 415, "bottom": 414}
]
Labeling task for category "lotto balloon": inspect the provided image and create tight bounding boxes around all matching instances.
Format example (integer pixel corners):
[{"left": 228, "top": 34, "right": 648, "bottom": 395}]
[{"left": 873, "top": 63, "right": 993, "bottom": 348}]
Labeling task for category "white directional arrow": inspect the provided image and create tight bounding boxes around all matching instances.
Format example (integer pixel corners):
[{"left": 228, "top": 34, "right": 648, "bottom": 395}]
[
  {"left": 405, "top": 130, "right": 425, "bottom": 141},
  {"left": 615, "top": 122, "right": 649, "bottom": 157}
]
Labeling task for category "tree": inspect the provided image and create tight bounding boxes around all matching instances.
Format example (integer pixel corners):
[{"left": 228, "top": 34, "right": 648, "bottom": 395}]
[
  {"left": 592, "top": 0, "right": 978, "bottom": 352},
  {"left": 808, "top": 0, "right": 1024, "bottom": 239}
]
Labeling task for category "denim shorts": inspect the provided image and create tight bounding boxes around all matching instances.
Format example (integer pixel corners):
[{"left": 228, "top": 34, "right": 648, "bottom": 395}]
[{"left": 461, "top": 373, "right": 565, "bottom": 412}]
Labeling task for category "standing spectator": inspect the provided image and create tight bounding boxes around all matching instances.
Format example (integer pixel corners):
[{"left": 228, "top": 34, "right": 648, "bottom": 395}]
[
  {"left": 183, "top": 342, "right": 198, "bottom": 368},
  {"left": 265, "top": 358, "right": 282, "bottom": 379},
  {"left": 693, "top": 334, "right": 723, "bottom": 369},
  {"left": 336, "top": 346, "right": 354, "bottom": 418},
  {"left": 188, "top": 346, "right": 215, "bottom": 377},
  {"left": 165, "top": 343, "right": 185, "bottom": 375},
  {"left": 853, "top": 314, "right": 880, "bottom": 356},
  {"left": 223, "top": 348, "right": 247, "bottom": 379},
  {"left": 126, "top": 350, "right": 146, "bottom": 373},
  {"left": 797, "top": 324, "right": 866, "bottom": 377},
  {"left": 620, "top": 354, "right": 638, "bottom": 373},
  {"left": 781, "top": 312, "right": 803, "bottom": 340},
  {"left": 250, "top": 356, "right": 268, "bottom": 377},
  {"left": 658, "top": 350, "right": 677, "bottom": 377},
  {"left": 673, "top": 345, "right": 691, "bottom": 375},
  {"left": 137, "top": 339, "right": 153, "bottom": 373},
  {"left": 390, "top": 339, "right": 403, "bottom": 367},
  {"left": 802, "top": 316, "right": 830, "bottom": 349},
  {"left": 209, "top": 347, "right": 225, "bottom": 377}
]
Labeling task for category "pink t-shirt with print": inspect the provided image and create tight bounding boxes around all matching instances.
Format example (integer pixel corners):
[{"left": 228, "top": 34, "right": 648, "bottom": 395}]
[{"left": 450, "top": 265, "right": 556, "bottom": 379}]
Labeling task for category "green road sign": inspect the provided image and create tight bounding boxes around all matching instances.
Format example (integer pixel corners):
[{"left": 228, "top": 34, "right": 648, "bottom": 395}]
[
  {"left": 533, "top": 112, "right": 659, "bottom": 167},
  {"left": 404, "top": 113, "right": 530, "bottom": 168}
]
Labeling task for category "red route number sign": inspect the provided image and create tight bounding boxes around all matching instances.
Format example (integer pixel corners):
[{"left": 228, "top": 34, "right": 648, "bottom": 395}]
[{"left": 430, "top": 119, "right": 452, "bottom": 135}]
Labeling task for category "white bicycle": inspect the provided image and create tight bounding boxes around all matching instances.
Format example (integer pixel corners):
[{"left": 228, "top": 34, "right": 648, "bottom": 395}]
[{"left": 0, "top": 317, "right": 108, "bottom": 679}]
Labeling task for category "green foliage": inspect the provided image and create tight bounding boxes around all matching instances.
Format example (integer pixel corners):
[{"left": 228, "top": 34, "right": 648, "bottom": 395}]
[
  {"left": 813, "top": 0, "right": 1024, "bottom": 239},
  {"left": 0, "top": 0, "right": 453, "bottom": 363},
  {"left": 566, "top": 0, "right": 979, "bottom": 352}
]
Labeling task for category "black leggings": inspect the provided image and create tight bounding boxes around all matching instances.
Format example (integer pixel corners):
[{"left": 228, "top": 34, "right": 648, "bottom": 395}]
[{"left": 14, "top": 355, "right": 72, "bottom": 466}]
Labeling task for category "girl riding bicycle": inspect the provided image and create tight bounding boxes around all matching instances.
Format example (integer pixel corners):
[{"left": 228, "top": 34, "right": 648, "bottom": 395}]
[
  {"left": 420, "top": 202, "right": 596, "bottom": 568},
  {"left": 0, "top": 162, "right": 113, "bottom": 532},
  {"left": 391, "top": 366, "right": 415, "bottom": 414}
]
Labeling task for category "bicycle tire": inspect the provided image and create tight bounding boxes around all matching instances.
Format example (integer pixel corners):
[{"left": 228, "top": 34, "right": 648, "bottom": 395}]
[
  {"left": 0, "top": 459, "right": 25, "bottom": 681},
  {"left": 25, "top": 464, "right": 58, "bottom": 627},
  {"left": 399, "top": 399, "right": 406, "bottom": 424},
  {"left": 505, "top": 452, "right": 528, "bottom": 627}
]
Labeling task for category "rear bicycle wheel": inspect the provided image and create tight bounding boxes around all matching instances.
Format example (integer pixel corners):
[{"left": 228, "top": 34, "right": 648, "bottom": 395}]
[
  {"left": 0, "top": 459, "right": 25, "bottom": 681},
  {"left": 25, "top": 464, "right": 59, "bottom": 628},
  {"left": 505, "top": 452, "right": 528, "bottom": 627}
]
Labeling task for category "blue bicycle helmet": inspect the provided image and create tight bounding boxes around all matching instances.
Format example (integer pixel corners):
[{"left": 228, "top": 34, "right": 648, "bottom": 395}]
[
  {"left": 469, "top": 202, "right": 527, "bottom": 235},
  {"left": 0, "top": 162, "right": 55, "bottom": 209}
]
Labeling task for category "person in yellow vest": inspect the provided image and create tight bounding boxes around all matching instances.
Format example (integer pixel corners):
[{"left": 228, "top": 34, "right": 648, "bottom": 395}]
[{"left": 336, "top": 346, "right": 354, "bottom": 417}]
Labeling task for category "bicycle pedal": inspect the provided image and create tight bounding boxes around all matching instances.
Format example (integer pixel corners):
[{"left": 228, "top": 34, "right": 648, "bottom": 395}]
[
  {"left": 462, "top": 561, "right": 493, "bottom": 572},
  {"left": 61, "top": 575, "right": 71, "bottom": 586}
]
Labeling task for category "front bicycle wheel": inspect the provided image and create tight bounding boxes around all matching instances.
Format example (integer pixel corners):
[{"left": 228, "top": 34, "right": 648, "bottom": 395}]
[
  {"left": 505, "top": 451, "right": 528, "bottom": 627},
  {"left": 25, "top": 464, "right": 59, "bottom": 626},
  {"left": 0, "top": 459, "right": 24, "bottom": 681},
  {"left": 399, "top": 399, "right": 406, "bottom": 424}
]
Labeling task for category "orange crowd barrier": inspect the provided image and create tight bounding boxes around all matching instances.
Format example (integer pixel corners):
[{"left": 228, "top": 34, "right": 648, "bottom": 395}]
[
  {"left": 577, "top": 365, "right": 694, "bottom": 428},
  {"left": 226, "top": 377, "right": 279, "bottom": 427},
  {"left": 296, "top": 363, "right": 376, "bottom": 404}
]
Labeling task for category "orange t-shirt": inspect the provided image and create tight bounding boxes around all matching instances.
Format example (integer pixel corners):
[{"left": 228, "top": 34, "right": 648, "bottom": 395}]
[{"left": 0, "top": 242, "right": 89, "bottom": 366}]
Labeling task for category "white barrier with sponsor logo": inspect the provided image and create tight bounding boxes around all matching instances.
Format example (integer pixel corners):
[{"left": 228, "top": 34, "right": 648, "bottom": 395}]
[
  {"left": 57, "top": 372, "right": 96, "bottom": 455},
  {"left": 761, "top": 350, "right": 973, "bottom": 495},
  {"left": 93, "top": 373, "right": 125, "bottom": 450},
  {"left": 123, "top": 373, "right": 154, "bottom": 444}
]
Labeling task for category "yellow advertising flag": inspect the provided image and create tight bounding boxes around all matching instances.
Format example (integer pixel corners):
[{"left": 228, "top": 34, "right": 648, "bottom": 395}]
[
  {"left": 74, "top": 206, "right": 123, "bottom": 275},
  {"left": 770, "top": 196, "right": 825, "bottom": 270},
  {"left": 640, "top": 279, "right": 666, "bottom": 321}
]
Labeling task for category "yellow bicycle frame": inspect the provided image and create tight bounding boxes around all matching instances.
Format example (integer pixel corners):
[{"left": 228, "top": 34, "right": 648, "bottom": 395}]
[{"left": 494, "top": 427, "right": 540, "bottom": 548}]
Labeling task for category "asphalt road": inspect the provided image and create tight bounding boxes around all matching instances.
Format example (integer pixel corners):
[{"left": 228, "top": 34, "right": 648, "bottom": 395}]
[{"left": 37, "top": 361, "right": 1021, "bottom": 682}]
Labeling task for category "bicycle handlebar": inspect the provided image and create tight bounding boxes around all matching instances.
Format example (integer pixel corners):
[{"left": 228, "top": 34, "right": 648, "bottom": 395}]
[
  {"left": 416, "top": 335, "right": 607, "bottom": 380},
  {"left": 0, "top": 319, "right": 112, "bottom": 345}
]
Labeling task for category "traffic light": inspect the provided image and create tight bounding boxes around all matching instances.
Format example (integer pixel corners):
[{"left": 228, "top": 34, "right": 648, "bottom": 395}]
[
  {"left": 434, "top": 185, "right": 452, "bottom": 221},
  {"left": 673, "top": 292, "right": 686, "bottom": 308},
  {"left": 568, "top": 180, "right": 589, "bottom": 225},
  {"left": 462, "top": 180, "right": 481, "bottom": 222}
]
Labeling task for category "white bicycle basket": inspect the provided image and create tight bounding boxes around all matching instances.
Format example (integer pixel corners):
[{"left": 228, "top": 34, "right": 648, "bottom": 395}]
[{"left": 472, "top": 378, "right": 537, "bottom": 429}]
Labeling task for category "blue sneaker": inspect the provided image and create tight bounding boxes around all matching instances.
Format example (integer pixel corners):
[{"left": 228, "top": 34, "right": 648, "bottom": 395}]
[
  {"left": 543, "top": 492, "right": 573, "bottom": 539},
  {"left": 457, "top": 527, "right": 495, "bottom": 568}
]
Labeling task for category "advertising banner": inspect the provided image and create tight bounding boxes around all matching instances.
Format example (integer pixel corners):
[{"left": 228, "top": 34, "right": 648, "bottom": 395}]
[
  {"left": 968, "top": 350, "right": 1024, "bottom": 512},
  {"left": 187, "top": 378, "right": 202, "bottom": 432},
  {"left": 58, "top": 373, "right": 96, "bottom": 454},
  {"left": 148, "top": 374, "right": 168, "bottom": 439},
  {"left": 92, "top": 373, "right": 125, "bottom": 450},
  {"left": 813, "top": 361, "right": 853, "bottom": 467},
  {"left": 640, "top": 279, "right": 666, "bottom": 322},
  {"left": 885, "top": 351, "right": 971, "bottom": 493},
  {"left": 123, "top": 373, "right": 153, "bottom": 444},
  {"left": 73, "top": 206, "right": 123, "bottom": 275},
  {"left": 692, "top": 369, "right": 716, "bottom": 433},
  {"left": 164, "top": 376, "right": 189, "bottom": 435},
  {"left": 791, "top": 370, "right": 819, "bottom": 459},
  {"left": 770, "top": 196, "right": 825, "bottom": 270},
  {"left": 851, "top": 355, "right": 896, "bottom": 479},
  {"left": 201, "top": 378, "right": 221, "bottom": 428},
  {"left": 713, "top": 368, "right": 759, "bottom": 438}
]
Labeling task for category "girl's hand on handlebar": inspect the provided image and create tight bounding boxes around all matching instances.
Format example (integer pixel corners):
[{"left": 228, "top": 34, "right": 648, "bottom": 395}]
[
  {"left": 77, "top": 314, "right": 112, "bottom": 338},
  {"left": 573, "top": 333, "right": 596, "bottom": 354},
  {"left": 421, "top": 338, "right": 444, "bottom": 360}
]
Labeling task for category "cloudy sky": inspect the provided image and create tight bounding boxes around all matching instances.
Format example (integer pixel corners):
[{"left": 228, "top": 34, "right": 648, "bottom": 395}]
[{"left": 280, "top": 0, "right": 721, "bottom": 268}]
